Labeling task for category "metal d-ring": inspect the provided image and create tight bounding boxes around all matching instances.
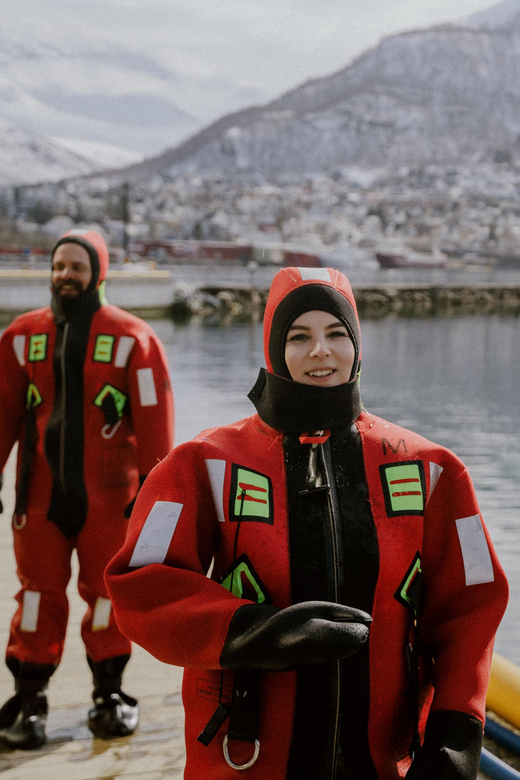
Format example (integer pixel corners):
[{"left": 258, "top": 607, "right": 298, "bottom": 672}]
[
  {"left": 223, "top": 735, "right": 260, "bottom": 770},
  {"left": 12, "top": 513, "right": 27, "bottom": 530}
]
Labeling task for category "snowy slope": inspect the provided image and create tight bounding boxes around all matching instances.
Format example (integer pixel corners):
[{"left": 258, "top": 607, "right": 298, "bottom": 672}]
[
  {"left": 111, "top": 16, "right": 520, "bottom": 180},
  {"left": 0, "top": 119, "right": 140, "bottom": 185},
  {"left": 464, "top": 0, "right": 520, "bottom": 29},
  {"left": 51, "top": 138, "right": 144, "bottom": 170},
  {"left": 0, "top": 22, "right": 266, "bottom": 158}
]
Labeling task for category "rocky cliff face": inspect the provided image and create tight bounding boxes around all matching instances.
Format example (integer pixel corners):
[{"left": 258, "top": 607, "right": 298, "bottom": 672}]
[{"left": 139, "top": 21, "right": 520, "bottom": 179}]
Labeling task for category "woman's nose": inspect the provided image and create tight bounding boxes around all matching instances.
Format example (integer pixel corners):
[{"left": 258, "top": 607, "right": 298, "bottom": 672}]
[{"left": 310, "top": 338, "right": 330, "bottom": 358}]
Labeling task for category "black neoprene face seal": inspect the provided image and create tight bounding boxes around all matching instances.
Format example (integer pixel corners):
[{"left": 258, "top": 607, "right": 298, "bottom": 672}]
[{"left": 268, "top": 284, "right": 360, "bottom": 381}]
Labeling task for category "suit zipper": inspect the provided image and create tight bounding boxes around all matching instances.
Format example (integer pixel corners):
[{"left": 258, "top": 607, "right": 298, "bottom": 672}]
[
  {"left": 59, "top": 321, "right": 69, "bottom": 493},
  {"left": 320, "top": 443, "right": 342, "bottom": 780}
]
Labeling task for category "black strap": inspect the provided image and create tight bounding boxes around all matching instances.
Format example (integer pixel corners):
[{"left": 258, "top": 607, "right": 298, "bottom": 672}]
[
  {"left": 407, "top": 626, "right": 422, "bottom": 759},
  {"left": 197, "top": 703, "right": 230, "bottom": 747},
  {"left": 227, "top": 669, "right": 262, "bottom": 744},
  {"left": 14, "top": 406, "right": 38, "bottom": 517},
  {"left": 197, "top": 669, "right": 262, "bottom": 748}
]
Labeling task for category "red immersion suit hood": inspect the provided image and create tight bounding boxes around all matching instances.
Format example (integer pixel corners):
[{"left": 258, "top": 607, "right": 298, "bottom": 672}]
[
  {"left": 51, "top": 229, "right": 109, "bottom": 292},
  {"left": 263, "top": 267, "right": 362, "bottom": 380}
]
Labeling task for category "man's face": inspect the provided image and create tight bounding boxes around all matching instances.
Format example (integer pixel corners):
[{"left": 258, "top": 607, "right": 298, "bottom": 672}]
[{"left": 52, "top": 243, "right": 92, "bottom": 297}]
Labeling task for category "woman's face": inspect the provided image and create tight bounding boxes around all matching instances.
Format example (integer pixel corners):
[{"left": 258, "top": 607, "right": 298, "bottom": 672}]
[{"left": 284, "top": 310, "right": 356, "bottom": 387}]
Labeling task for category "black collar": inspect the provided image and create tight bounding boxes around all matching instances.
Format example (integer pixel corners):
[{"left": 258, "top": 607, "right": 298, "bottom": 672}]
[{"left": 248, "top": 368, "right": 362, "bottom": 434}]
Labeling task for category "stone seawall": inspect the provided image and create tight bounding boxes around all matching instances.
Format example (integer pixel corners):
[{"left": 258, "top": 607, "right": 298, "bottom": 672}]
[
  {"left": 2, "top": 270, "right": 520, "bottom": 324},
  {"left": 186, "top": 283, "right": 520, "bottom": 320}
]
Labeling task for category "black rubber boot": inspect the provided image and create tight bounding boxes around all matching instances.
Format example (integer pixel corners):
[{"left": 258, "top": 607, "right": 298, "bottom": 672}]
[
  {"left": 87, "top": 655, "right": 139, "bottom": 739},
  {"left": 0, "top": 660, "right": 55, "bottom": 750}
]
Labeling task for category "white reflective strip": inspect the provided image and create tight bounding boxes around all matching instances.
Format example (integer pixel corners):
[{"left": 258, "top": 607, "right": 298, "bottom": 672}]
[
  {"left": 205, "top": 459, "right": 227, "bottom": 523},
  {"left": 455, "top": 514, "right": 495, "bottom": 586},
  {"left": 21, "top": 591, "right": 40, "bottom": 632},
  {"left": 92, "top": 597, "right": 112, "bottom": 631},
  {"left": 114, "top": 336, "right": 135, "bottom": 367},
  {"left": 137, "top": 367, "right": 158, "bottom": 406},
  {"left": 298, "top": 268, "right": 332, "bottom": 282},
  {"left": 428, "top": 462, "right": 444, "bottom": 502},
  {"left": 13, "top": 335, "right": 26, "bottom": 366},
  {"left": 129, "top": 500, "right": 183, "bottom": 567}
]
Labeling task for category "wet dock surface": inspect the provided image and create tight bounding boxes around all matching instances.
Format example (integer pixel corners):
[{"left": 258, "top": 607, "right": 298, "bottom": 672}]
[{"left": 0, "top": 451, "right": 186, "bottom": 779}]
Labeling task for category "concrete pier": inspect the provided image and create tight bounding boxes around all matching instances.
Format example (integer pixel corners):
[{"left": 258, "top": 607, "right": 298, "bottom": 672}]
[
  {"left": 3, "top": 269, "right": 520, "bottom": 324},
  {"left": 0, "top": 269, "right": 175, "bottom": 323}
]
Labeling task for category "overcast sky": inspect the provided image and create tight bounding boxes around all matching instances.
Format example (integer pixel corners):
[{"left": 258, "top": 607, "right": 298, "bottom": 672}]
[{"left": 3, "top": 0, "right": 504, "bottom": 98}]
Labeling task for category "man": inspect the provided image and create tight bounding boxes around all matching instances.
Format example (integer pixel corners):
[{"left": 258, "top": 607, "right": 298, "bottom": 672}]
[{"left": 0, "top": 229, "right": 174, "bottom": 749}]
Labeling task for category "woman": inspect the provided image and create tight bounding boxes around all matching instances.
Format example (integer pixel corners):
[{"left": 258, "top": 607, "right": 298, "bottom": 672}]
[{"left": 106, "top": 267, "right": 508, "bottom": 779}]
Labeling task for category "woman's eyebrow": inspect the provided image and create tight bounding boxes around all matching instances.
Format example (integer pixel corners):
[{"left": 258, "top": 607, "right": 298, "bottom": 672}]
[{"left": 325, "top": 321, "right": 346, "bottom": 329}]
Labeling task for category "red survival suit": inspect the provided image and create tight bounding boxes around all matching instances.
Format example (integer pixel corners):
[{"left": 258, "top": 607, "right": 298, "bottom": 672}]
[
  {"left": 0, "top": 230, "right": 174, "bottom": 674},
  {"left": 106, "top": 267, "right": 508, "bottom": 780}
]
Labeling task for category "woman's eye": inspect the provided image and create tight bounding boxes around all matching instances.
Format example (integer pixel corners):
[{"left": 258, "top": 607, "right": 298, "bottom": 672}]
[
  {"left": 287, "top": 333, "right": 308, "bottom": 342},
  {"left": 329, "top": 330, "right": 348, "bottom": 338}
]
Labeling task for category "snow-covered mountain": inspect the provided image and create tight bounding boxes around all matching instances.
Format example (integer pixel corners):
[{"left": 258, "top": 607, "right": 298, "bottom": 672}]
[
  {"left": 6, "top": 0, "right": 520, "bottom": 186},
  {"left": 464, "top": 0, "right": 520, "bottom": 29},
  {"left": 0, "top": 24, "right": 267, "bottom": 160},
  {"left": 0, "top": 32, "right": 201, "bottom": 158},
  {"left": 0, "top": 119, "right": 143, "bottom": 185},
  {"left": 107, "top": 7, "right": 520, "bottom": 181}
]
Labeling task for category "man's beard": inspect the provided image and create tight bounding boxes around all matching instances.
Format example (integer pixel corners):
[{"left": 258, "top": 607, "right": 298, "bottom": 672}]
[{"left": 53, "top": 279, "right": 85, "bottom": 297}]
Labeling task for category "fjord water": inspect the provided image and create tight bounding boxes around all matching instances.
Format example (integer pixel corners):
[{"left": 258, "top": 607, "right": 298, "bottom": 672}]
[{"left": 153, "top": 313, "right": 520, "bottom": 664}]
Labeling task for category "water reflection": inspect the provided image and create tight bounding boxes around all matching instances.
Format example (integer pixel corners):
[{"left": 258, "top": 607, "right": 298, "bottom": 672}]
[{"left": 154, "top": 314, "right": 520, "bottom": 663}]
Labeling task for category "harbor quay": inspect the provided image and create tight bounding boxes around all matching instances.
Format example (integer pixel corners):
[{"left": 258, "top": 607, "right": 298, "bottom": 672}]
[{"left": 2, "top": 268, "right": 520, "bottom": 323}]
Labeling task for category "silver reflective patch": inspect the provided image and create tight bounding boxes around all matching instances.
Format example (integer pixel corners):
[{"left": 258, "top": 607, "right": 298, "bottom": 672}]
[
  {"left": 205, "top": 458, "right": 226, "bottom": 523},
  {"left": 137, "top": 367, "right": 158, "bottom": 406},
  {"left": 428, "top": 462, "right": 444, "bottom": 502},
  {"left": 298, "top": 268, "right": 332, "bottom": 282},
  {"left": 115, "top": 336, "right": 135, "bottom": 367},
  {"left": 21, "top": 591, "right": 40, "bottom": 632},
  {"left": 92, "top": 597, "right": 112, "bottom": 631},
  {"left": 13, "top": 335, "right": 26, "bottom": 366},
  {"left": 455, "top": 514, "right": 494, "bottom": 586},
  {"left": 129, "top": 501, "right": 183, "bottom": 567}
]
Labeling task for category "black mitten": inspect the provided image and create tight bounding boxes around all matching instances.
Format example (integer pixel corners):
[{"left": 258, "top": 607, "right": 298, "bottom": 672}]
[
  {"left": 406, "top": 710, "right": 483, "bottom": 780},
  {"left": 124, "top": 475, "right": 146, "bottom": 519},
  {"left": 220, "top": 600, "right": 371, "bottom": 671}
]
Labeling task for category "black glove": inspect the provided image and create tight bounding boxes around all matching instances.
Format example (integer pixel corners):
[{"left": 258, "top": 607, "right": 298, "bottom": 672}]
[
  {"left": 124, "top": 475, "right": 146, "bottom": 519},
  {"left": 220, "top": 600, "right": 372, "bottom": 671},
  {"left": 405, "top": 710, "right": 483, "bottom": 780}
]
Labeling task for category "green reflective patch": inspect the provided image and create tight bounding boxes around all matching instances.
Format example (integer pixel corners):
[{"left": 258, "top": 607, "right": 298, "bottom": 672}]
[
  {"left": 394, "top": 552, "right": 422, "bottom": 616},
  {"left": 220, "top": 554, "right": 271, "bottom": 604},
  {"left": 28, "top": 334, "right": 47, "bottom": 362},
  {"left": 380, "top": 461, "right": 425, "bottom": 516},
  {"left": 26, "top": 382, "right": 42, "bottom": 409},
  {"left": 94, "top": 384, "right": 128, "bottom": 419},
  {"left": 395, "top": 553, "right": 422, "bottom": 616},
  {"left": 230, "top": 465, "right": 273, "bottom": 523},
  {"left": 93, "top": 334, "right": 115, "bottom": 363}
]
